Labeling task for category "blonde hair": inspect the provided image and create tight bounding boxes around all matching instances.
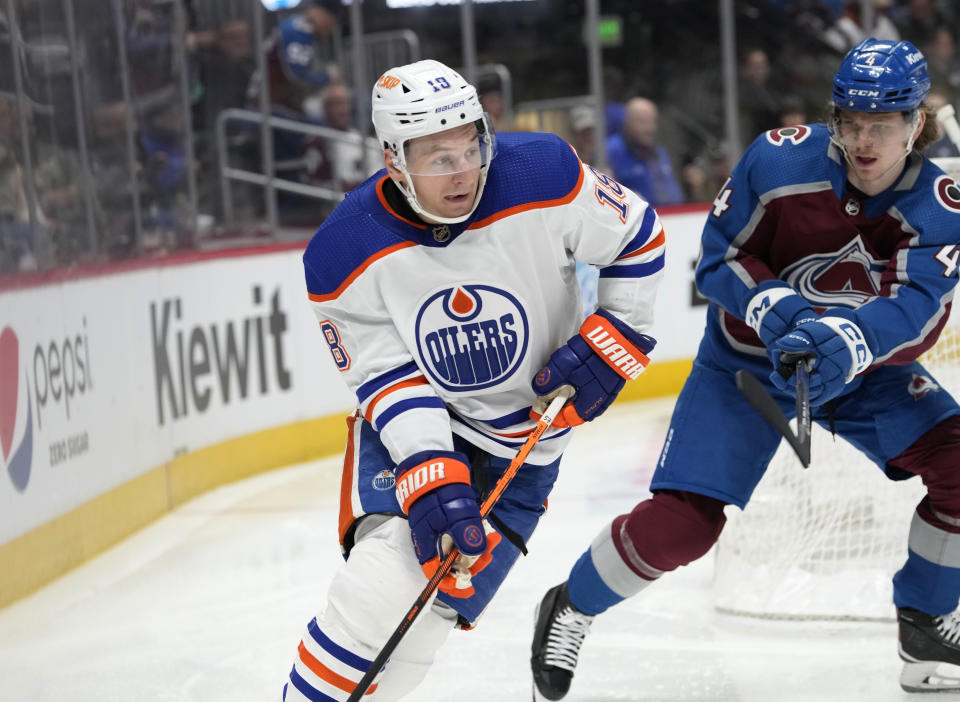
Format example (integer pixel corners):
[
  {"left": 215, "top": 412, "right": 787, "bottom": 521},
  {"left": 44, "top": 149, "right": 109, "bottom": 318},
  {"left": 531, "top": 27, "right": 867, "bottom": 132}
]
[{"left": 913, "top": 103, "right": 940, "bottom": 152}]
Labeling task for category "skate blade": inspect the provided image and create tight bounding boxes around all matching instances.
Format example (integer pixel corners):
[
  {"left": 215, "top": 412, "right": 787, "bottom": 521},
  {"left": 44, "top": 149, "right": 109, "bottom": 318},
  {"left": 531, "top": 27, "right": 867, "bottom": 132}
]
[
  {"left": 532, "top": 681, "right": 560, "bottom": 702},
  {"left": 900, "top": 659, "right": 960, "bottom": 693}
]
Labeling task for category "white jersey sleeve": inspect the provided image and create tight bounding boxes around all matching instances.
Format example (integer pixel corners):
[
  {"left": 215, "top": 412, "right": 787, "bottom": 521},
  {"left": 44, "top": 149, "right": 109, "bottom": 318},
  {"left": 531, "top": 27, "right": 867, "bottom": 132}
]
[{"left": 545, "top": 160, "right": 665, "bottom": 335}]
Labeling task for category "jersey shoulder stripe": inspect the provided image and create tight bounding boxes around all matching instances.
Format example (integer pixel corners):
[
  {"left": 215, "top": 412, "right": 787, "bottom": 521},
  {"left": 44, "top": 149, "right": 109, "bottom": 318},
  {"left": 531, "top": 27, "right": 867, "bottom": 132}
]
[
  {"left": 303, "top": 176, "right": 418, "bottom": 301},
  {"left": 744, "top": 123, "right": 842, "bottom": 197},
  {"left": 467, "top": 132, "right": 584, "bottom": 229}
]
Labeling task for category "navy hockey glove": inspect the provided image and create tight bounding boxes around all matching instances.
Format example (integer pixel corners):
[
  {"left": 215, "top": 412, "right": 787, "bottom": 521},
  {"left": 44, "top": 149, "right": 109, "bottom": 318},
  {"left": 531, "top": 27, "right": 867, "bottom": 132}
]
[
  {"left": 744, "top": 281, "right": 817, "bottom": 346},
  {"left": 769, "top": 311, "right": 874, "bottom": 406},
  {"left": 394, "top": 450, "right": 500, "bottom": 598},
  {"left": 531, "top": 308, "right": 656, "bottom": 428}
]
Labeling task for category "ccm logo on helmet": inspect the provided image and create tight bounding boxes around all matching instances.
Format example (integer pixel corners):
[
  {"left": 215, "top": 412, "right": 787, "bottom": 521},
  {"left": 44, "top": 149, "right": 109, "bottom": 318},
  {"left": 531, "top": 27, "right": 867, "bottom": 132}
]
[
  {"left": 377, "top": 75, "right": 402, "bottom": 89},
  {"left": 435, "top": 100, "right": 466, "bottom": 113},
  {"left": 848, "top": 89, "right": 880, "bottom": 96}
]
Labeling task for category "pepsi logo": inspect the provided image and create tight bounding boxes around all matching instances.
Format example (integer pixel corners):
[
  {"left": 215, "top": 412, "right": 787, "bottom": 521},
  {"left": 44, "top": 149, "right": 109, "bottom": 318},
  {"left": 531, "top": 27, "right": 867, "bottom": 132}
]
[{"left": 0, "top": 327, "right": 34, "bottom": 492}]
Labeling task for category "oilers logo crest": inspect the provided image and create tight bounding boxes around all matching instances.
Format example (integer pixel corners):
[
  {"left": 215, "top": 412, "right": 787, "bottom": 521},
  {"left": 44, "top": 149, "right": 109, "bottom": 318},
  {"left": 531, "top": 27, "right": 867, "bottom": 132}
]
[
  {"left": 372, "top": 469, "right": 395, "bottom": 491},
  {"left": 415, "top": 284, "right": 528, "bottom": 392}
]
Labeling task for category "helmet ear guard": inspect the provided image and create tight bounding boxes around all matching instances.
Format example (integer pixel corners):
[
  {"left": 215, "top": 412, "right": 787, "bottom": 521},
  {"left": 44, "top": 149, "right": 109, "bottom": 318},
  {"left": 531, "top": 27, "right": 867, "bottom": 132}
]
[{"left": 371, "top": 60, "right": 497, "bottom": 224}]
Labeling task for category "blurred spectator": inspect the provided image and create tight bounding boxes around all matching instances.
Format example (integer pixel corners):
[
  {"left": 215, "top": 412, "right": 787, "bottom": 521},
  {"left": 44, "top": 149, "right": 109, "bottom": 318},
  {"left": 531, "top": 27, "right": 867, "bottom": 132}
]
[
  {"left": 193, "top": 17, "right": 256, "bottom": 219},
  {"left": 739, "top": 48, "right": 782, "bottom": 145},
  {"left": 319, "top": 81, "right": 355, "bottom": 131},
  {"left": 195, "top": 18, "right": 255, "bottom": 133},
  {"left": 925, "top": 27, "right": 960, "bottom": 108},
  {"left": 895, "top": 0, "right": 950, "bottom": 49},
  {"left": 138, "top": 101, "right": 191, "bottom": 254},
  {"left": 821, "top": 0, "right": 900, "bottom": 54},
  {"left": 275, "top": 82, "right": 378, "bottom": 225},
  {"left": 303, "top": 83, "right": 379, "bottom": 193},
  {"left": 477, "top": 74, "right": 511, "bottom": 132},
  {"left": 88, "top": 100, "right": 139, "bottom": 261},
  {"left": 603, "top": 66, "right": 628, "bottom": 138},
  {"left": 124, "top": 0, "right": 179, "bottom": 113},
  {"left": 605, "top": 97, "right": 684, "bottom": 207},
  {"left": 0, "top": 95, "right": 41, "bottom": 271},
  {"left": 252, "top": 0, "right": 343, "bottom": 121},
  {"left": 568, "top": 104, "right": 598, "bottom": 164},
  {"left": 244, "top": 0, "right": 344, "bottom": 224},
  {"left": 33, "top": 114, "right": 88, "bottom": 266},
  {"left": 681, "top": 145, "right": 732, "bottom": 204},
  {"left": 778, "top": 95, "right": 809, "bottom": 127},
  {"left": 924, "top": 90, "right": 960, "bottom": 159}
]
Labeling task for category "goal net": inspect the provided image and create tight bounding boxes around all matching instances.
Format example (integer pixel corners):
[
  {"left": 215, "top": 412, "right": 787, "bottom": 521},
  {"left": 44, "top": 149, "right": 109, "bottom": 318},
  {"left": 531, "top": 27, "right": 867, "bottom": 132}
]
[{"left": 712, "top": 157, "right": 960, "bottom": 621}]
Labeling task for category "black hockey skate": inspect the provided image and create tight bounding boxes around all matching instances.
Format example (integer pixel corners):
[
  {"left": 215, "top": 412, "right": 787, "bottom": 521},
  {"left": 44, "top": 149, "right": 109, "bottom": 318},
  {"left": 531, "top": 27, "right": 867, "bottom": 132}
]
[
  {"left": 898, "top": 607, "right": 960, "bottom": 692},
  {"left": 531, "top": 582, "right": 594, "bottom": 701}
]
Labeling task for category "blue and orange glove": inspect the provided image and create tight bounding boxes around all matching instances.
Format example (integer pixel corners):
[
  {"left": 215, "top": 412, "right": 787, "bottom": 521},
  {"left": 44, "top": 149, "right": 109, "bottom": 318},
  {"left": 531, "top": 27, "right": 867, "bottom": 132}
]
[
  {"left": 531, "top": 308, "right": 656, "bottom": 428},
  {"left": 769, "top": 310, "right": 875, "bottom": 406},
  {"left": 395, "top": 450, "right": 501, "bottom": 598}
]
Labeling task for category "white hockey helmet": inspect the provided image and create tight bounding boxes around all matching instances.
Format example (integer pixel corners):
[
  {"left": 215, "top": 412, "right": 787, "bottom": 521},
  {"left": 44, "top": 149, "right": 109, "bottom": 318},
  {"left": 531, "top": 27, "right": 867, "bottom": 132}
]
[{"left": 371, "top": 59, "right": 497, "bottom": 224}]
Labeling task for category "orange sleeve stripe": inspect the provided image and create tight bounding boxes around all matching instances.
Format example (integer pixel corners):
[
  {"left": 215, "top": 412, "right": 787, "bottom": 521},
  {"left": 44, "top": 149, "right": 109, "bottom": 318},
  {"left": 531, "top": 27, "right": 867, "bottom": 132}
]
[
  {"left": 618, "top": 229, "right": 665, "bottom": 260},
  {"left": 492, "top": 426, "right": 534, "bottom": 439},
  {"left": 297, "top": 641, "right": 378, "bottom": 695},
  {"left": 338, "top": 413, "right": 359, "bottom": 548},
  {"left": 363, "top": 376, "right": 430, "bottom": 423},
  {"left": 307, "top": 240, "right": 417, "bottom": 303},
  {"left": 466, "top": 163, "right": 585, "bottom": 230}
]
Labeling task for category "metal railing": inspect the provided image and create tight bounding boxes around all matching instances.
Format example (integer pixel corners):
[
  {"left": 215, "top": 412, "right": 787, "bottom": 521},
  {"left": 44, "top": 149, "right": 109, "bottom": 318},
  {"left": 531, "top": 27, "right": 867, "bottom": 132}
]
[{"left": 216, "top": 107, "right": 381, "bottom": 226}]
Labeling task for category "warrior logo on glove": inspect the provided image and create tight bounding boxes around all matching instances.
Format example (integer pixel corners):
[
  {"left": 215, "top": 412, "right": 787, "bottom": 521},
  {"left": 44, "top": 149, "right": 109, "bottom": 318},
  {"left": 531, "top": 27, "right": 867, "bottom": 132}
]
[
  {"left": 531, "top": 308, "right": 655, "bottom": 428},
  {"left": 394, "top": 449, "right": 500, "bottom": 598}
]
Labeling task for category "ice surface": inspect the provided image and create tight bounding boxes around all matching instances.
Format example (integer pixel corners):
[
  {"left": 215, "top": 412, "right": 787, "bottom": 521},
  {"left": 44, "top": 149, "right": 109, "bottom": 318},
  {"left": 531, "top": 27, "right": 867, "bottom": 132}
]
[{"left": 0, "top": 399, "right": 938, "bottom": 701}]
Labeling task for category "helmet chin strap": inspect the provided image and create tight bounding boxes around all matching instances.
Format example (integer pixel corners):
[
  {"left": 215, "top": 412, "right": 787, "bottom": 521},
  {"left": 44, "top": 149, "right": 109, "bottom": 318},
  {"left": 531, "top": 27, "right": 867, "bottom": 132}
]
[{"left": 395, "top": 172, "right": 483, "bottom": 225}]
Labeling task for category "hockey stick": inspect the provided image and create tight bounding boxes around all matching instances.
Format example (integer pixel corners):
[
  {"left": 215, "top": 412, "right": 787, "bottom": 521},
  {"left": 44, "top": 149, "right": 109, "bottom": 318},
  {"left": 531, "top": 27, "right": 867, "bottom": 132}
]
[
  {"left": 346, "top": 390, "right": 572, "bottom": 701},
  {"left": 735, "top": 363, "right": 811, "bottom": 468},
  {"left": 936, "top": 103, "right": 960, "bottom": 153},
  {"left": 790, "top": 356, "right": 812, "bottom": 459}
]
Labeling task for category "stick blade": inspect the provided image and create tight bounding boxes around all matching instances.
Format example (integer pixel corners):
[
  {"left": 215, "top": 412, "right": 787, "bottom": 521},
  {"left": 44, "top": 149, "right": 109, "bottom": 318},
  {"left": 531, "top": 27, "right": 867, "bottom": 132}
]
[{"left": 735, "top": 370, "right": 810, "bottom": 467}]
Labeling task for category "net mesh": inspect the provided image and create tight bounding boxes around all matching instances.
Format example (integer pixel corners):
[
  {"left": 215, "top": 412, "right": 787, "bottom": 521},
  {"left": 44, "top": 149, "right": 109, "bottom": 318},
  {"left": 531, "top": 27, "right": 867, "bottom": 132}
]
[{"left": 712, "top": 158, "right": 960, "bottom": 621}]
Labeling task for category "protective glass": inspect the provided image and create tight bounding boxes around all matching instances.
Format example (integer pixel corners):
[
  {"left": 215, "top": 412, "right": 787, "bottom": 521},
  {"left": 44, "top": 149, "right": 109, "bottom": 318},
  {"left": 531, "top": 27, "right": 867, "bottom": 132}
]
[
  {"left": 833, "top": 114, "right": 913, "bottom": 148},
  {"left": 403, "top": 126, "right": 497, "bottom": 177}
]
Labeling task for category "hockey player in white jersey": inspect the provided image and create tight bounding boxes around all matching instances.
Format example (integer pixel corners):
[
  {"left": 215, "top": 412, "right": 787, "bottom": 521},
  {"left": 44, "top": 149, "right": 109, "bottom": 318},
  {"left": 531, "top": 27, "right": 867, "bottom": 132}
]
[{"left": 280, "top": 60, "right": 664, "bottom": 701}]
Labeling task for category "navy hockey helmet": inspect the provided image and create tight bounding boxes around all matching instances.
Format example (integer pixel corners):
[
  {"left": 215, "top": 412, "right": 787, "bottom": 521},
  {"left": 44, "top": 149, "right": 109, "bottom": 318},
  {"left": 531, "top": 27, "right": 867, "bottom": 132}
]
[{"left": 832, "top": 38, "right": 930, "bottom": 112}]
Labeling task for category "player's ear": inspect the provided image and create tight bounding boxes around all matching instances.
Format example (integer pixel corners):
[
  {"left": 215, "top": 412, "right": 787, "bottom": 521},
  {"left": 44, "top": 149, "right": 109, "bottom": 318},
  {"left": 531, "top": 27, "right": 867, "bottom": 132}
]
[
  {"left": 914, "top": 109, "right": 926, "bottom": 141},
  {"left": 384, "top": 149, "right": 400, "bottom": 176}
]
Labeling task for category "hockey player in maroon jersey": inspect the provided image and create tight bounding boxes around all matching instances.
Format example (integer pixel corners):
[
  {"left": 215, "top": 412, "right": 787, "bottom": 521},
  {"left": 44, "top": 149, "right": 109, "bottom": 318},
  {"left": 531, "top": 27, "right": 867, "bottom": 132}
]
[{"left": 531, "top": 38, "right": 960, "bottom": 699}]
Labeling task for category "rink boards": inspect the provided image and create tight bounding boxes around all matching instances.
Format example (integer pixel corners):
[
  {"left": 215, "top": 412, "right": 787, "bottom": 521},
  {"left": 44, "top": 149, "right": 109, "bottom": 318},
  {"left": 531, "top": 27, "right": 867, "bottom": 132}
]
[{"left": 0, "top": 205, "right": 708, "bottom": 607}]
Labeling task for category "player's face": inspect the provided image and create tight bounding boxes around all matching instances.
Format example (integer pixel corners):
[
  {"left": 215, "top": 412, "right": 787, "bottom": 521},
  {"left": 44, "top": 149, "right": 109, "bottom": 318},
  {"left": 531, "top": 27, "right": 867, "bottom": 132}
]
[
  {"left": 403, "top": 124, "right": 482, "bottom": 222},
  {"left": 834, "top": 109, "right": 922, "bottom": 195}
]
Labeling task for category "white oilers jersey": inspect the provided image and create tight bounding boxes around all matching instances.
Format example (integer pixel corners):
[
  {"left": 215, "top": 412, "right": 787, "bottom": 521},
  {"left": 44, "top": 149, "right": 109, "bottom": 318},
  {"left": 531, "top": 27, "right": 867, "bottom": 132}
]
[{"left": 303, "top": 131, "right": 665, "bottom": 466}]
